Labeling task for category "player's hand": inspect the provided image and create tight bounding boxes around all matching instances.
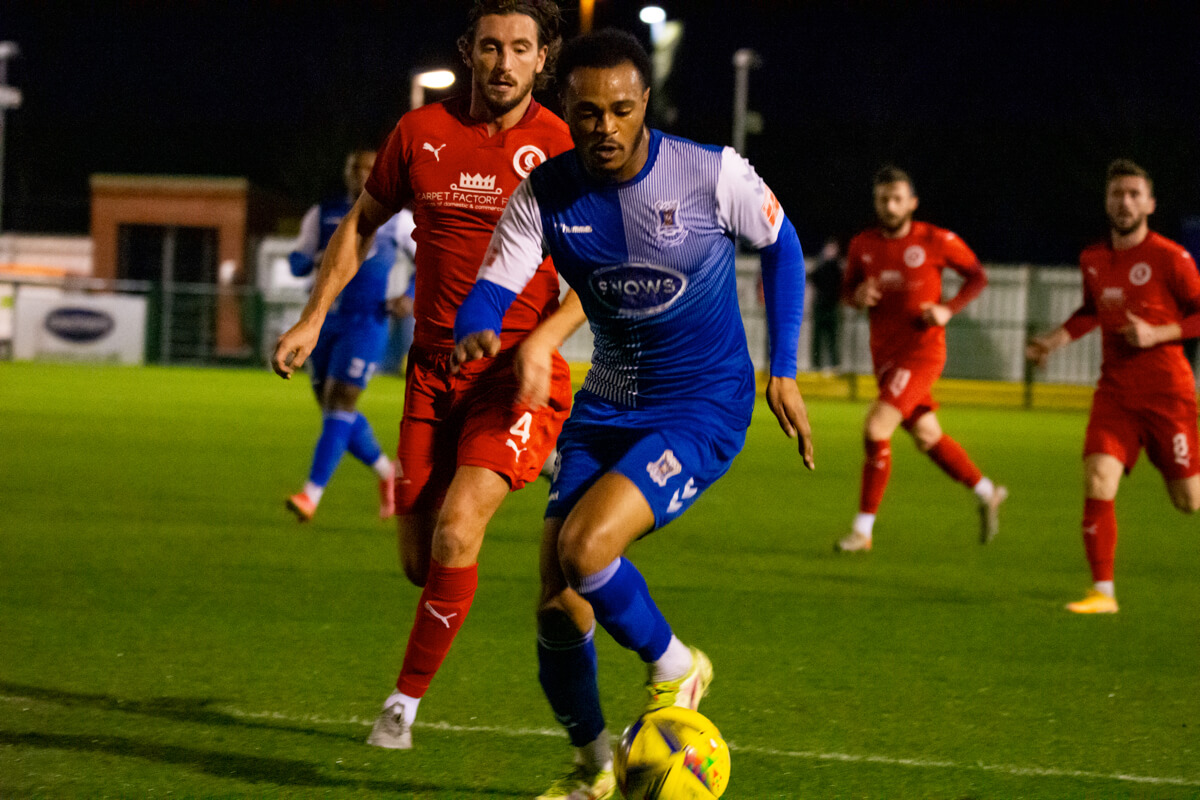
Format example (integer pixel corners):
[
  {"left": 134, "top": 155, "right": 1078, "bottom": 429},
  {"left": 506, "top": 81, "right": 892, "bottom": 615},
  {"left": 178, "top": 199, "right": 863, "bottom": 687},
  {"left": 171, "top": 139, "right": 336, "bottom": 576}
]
[
  {"left": 272, "top": 316, "right": 322, "bottom": 379},
  {"left": 452, "top": 330, "right": 501, "bottom": 373},
  {"left": 387, "top": 295, "right": 414, "bottom": 319},
  {"left": 854, "top": 277, "right": 881, "bottom": 308},
  {"left": 1025, "top": 337, "right": 1052, "bottom": 368},
  {"left": 514, "top": 330, "right": 556, "bottom": 408},
  {"left": 766, "top": 376, "right": 816, "bottom": 471},
  {"left": 1121, "top": 311, "right": 1160, "bottom": 348},
  {"left": 919, "top": 302, "right": 952, "bottom": 327}
]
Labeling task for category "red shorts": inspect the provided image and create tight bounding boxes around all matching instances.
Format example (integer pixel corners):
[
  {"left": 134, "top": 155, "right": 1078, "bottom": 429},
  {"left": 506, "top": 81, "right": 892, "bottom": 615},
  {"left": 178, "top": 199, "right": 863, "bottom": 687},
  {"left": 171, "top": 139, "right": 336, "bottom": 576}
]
[
  {"left": 875, "top": 359, "right": 942, "bottom": 424},
  {"left": 1084, "top": 389, "right": 1200, "bottom": 480},
  {"left": 394, "top": 344, "right": 572, "bottom": 515}
]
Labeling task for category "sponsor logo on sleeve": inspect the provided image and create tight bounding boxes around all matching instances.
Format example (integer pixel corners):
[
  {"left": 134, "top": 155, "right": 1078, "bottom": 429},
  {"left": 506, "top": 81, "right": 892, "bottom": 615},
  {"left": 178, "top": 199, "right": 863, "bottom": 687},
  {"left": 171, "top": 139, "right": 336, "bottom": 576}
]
[
  {"left": 589, "top": 263, "right": 688, "bottom": 317},
  {"left": 512, "top": 144, "right": 547, "bottom": 178},
  {"left": 761, "top": 185, "right": 781, "bottom": 227}
]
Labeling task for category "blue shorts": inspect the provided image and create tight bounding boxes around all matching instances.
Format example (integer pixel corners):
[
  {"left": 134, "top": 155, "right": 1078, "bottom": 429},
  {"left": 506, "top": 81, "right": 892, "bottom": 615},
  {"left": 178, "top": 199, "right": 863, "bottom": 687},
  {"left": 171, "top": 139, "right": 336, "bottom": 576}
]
[
  {"left": 546, "top": 392, "right": 748, "bottom": 530},
  {"left": 307, "top": 312, "right": 390, "bottom": 389}
]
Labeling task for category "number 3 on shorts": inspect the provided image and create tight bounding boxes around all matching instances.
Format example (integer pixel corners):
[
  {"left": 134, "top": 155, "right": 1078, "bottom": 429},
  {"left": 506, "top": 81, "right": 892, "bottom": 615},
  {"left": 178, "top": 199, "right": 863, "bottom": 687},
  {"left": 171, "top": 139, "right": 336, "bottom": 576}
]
[{"left": 509, "top": 412, "right": 533, "bottom": 444}]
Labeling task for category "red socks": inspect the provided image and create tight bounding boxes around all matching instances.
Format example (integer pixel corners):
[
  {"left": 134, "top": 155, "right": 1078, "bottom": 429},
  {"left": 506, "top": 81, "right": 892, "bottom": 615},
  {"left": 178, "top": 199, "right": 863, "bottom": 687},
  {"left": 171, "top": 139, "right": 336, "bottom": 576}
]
[
  {"left": 1082, "top": 498, "right": 1117, "bottom": 582},
  {"left": 926, "top": 435, "right": 983, "bottom": 488},
  {"left": 860, "top": 438, "right": 891, "bottom": 514},
  {"left": 396, "top": 559, "right": 478, "bottom": 698}
]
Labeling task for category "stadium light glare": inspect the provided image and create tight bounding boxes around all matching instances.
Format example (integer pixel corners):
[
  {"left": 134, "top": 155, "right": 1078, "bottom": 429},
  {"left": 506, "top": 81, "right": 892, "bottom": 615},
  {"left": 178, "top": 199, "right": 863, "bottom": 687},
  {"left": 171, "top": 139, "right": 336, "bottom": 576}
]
[
  {"left": 639, "top": 6, "right": 667, "bottom": 25},
  {"left": 417, "top": 70, "right": 456, "bottom": 90},
  {"left": 410, "top": 69, "right": 456, "bottom": 110}
]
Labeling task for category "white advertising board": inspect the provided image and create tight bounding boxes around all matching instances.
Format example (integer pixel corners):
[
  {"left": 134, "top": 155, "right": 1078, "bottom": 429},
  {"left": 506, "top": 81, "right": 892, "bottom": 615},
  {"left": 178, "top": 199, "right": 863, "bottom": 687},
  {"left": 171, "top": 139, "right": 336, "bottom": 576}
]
[{"left": 13, "top": 287, "right": 147, "bottom": 364}]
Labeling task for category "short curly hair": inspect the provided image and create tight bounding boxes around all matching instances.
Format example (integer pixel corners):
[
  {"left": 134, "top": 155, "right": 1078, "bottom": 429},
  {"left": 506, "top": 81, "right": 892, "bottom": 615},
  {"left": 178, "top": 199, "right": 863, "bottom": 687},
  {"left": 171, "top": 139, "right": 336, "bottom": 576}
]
[
  {"left": 1106, "top": 158, "right": 1153, "bottom": 194},
  {"left": 457, "top": 0, "right": 563, "bottom": 91},
  {"left": 556, "top": 28, "right": 652, "bottom": 93}
]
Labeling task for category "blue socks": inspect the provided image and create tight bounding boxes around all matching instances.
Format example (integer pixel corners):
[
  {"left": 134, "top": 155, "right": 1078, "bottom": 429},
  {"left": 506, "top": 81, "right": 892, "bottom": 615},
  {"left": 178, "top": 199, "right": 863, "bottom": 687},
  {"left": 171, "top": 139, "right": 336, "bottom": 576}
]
[
  {"left": 309, "top": 410, "right": 356, "bottom": 487},
  {"left": 575, "top": 558, "right": 673, "bottom": 663},
  {"left": 537, "top": 624, "right": 605, "bottom": 748},
  {"left": 346, "top": 411, "right": 384, "bottom": 466}
]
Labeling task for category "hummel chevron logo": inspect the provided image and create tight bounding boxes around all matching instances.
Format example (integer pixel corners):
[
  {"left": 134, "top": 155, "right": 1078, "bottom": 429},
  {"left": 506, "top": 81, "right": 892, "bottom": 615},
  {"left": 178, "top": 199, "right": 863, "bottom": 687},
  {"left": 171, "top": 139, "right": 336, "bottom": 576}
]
[
  {"left": 423, "top": 142, "right": 446, "bottom": 161},
  {"left": 424, "top": 602, "right": 458, "bottom": 628},
  {"left": 667, "top": 479, "right": 697, "bottom": 513}
]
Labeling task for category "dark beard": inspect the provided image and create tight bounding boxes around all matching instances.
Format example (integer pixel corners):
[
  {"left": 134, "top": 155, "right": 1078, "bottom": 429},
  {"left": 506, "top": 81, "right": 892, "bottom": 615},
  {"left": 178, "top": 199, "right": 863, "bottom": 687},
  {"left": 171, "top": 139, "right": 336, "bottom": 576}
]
[{"left": 480, "top": 82, "right": 531, "bottom": 118}]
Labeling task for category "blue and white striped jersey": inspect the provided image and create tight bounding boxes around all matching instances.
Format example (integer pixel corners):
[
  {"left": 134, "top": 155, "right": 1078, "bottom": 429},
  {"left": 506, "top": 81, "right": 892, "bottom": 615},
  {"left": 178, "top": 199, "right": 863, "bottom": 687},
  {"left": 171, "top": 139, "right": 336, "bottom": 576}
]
[{"left": 474, "top": 129, "right": 800, "bottom": 425}]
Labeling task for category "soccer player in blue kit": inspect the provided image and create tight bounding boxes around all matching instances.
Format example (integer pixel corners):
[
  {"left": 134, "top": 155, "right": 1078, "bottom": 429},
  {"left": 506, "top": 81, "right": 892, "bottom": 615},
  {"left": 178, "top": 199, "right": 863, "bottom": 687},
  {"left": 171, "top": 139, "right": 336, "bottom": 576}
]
[
  {"left": 454, "top": 30, "right": 814, "bottom": 800},
  {"left": 285, "top": 149, "right": 407, "bottom": 522}
]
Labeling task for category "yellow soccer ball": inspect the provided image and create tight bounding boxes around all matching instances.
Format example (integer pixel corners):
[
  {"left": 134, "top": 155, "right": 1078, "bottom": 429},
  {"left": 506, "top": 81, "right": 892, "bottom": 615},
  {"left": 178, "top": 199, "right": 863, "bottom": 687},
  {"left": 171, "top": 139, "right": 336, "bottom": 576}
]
[{"left": 615, "top": 707, "right": 731, "bottom": 799}]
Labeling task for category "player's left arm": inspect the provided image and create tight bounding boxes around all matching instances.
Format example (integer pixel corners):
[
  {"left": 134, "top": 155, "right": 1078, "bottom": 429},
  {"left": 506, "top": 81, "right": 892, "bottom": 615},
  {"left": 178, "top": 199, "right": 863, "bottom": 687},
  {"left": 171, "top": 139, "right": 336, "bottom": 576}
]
[
  {"left": 1123, "top": 250, "right": 1200, "bottom": 348},
  {"left": 453, "top": 179, "right": 548, "bottom": 367},
  {"left": 515, "top": 289, "right": 587, "bottom": 407},
  {"left": 922, "top": 232, "right": 987, "bottom": 327},
  {"left": 717, "top": 147, "right": 814, "bottom": 470}
]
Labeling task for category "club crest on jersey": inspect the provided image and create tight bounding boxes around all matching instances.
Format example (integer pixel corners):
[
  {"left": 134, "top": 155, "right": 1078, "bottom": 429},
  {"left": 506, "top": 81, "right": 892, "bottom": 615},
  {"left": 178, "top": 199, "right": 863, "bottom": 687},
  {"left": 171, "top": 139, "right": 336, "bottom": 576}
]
[
  {"left": 1128, "top": 262, "right": 1152, "bottom": 286},
  {"left": 647, "top": 449, "right": 683, "bottom": 487},
  {"left": 654, "top": 200, "right": 688, "bottom": 246},
  {"left": 512, "top": 144, "right": 547, "bottom": 178},
  {"left": 903, "top": 245, "right": 926, "bottom": 268},
  {"left": 590, "top": 262, "right": 688, "bottom": 317},
  {"left": 451, "top": 173, "right": 502, "bottom": 194}
]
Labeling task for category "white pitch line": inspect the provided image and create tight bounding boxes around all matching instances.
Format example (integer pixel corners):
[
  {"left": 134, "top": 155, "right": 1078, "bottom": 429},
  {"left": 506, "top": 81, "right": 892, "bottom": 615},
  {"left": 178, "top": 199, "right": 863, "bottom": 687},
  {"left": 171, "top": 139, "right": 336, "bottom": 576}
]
[{"left": 4, "top": 694, "right": 1198, "bottom": 788}]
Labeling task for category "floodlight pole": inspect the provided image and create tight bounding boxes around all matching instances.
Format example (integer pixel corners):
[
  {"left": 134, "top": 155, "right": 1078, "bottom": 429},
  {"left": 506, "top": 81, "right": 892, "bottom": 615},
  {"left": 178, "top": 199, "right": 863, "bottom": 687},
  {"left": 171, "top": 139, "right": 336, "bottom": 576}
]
[
  {"left": 731, "top": 48, "right": 761, "bottom": 156},
  {"left": 0, "top": 41, "right": 21, "bottom": 234}
]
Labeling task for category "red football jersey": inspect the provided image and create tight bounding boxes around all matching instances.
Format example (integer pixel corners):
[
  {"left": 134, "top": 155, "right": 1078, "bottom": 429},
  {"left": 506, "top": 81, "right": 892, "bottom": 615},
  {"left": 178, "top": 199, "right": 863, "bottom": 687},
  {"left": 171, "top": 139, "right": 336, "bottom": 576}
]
[
  {"left": 1063, "top": 231, "right": 1200, "bottom": 397},
  {"left": 366, "top": 97, "right": 573, "bottom": 349},
  {"left": 842, "top": 220, "right": 986, "bottom": 368}
]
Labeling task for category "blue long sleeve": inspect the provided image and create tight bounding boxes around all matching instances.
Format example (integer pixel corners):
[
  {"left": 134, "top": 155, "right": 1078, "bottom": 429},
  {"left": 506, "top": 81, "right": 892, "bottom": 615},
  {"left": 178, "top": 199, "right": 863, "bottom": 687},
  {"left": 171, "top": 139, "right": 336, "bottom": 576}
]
[
  {"left": 454, "top": 279, "right": 518, "bottom": 343},
  {"left": 759, "top": 214, "right": 805, "bottom": 378},
  {"left": 288, "top": 251, "right": 315, "bottom": 277}
]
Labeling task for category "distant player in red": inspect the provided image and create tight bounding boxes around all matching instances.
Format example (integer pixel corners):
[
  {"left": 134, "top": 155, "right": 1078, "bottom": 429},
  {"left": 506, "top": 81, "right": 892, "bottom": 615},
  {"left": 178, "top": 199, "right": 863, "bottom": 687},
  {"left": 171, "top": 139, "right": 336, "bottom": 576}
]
[
  {"left": 837, "top": 166, "right": 1008, "bottom": 552},
  {"left": 273, "top": 0, "right": 576, "bottom": 748},
  {"left": 1028, "top": 159, "right": 1200, "bottom": 614}
]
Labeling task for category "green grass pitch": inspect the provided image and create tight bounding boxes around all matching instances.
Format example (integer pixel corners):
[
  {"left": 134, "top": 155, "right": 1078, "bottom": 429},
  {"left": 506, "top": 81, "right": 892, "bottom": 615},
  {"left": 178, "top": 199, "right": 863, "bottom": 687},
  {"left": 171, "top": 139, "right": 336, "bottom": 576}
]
[{"left": 1, "top": 361, "right": 1197, "bottom": 798}]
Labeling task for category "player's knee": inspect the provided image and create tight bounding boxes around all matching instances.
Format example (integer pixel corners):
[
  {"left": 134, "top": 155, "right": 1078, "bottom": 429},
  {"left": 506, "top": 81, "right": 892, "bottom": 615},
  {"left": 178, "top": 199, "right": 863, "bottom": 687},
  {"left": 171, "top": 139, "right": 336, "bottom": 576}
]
[{"left": 556, "top": 523, "right": 608, "bottom": 587}]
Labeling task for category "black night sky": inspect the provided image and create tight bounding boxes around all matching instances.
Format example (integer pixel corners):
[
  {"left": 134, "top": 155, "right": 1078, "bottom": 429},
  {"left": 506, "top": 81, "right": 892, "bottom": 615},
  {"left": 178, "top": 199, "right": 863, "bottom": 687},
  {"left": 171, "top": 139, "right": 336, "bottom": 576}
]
[{"left": 3, "top": 0, "right": 1199, "bottom": 263}]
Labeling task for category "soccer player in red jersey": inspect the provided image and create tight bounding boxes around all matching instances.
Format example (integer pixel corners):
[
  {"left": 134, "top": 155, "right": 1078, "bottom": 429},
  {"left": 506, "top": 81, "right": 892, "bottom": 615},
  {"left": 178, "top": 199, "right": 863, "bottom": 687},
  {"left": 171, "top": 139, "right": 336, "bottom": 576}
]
[
  {"left": 273, "top": 0, "right": 576, "bottom": 748},
  {"left": 837, "top": 166, "right": 1008, "bottom": 553},
  {"left": 1028, "top": 159, "right": 1200, "bottom": 614}
]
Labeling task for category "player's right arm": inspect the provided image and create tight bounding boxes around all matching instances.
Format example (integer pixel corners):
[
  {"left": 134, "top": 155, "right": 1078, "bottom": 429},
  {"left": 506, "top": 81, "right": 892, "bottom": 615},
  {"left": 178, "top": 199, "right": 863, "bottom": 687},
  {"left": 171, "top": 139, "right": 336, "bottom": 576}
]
[
  {"left": 1027, "top": 278, "right": 1098, "bottom": 367},
  {"left": 271, "top": 190, "right": 391, "bottom": 378},
  {"left": 841, "top": 240, "right": 879, "bottom": 309},
  {"left": 453, "top": 179, "right": 548, "bottom": 367}
]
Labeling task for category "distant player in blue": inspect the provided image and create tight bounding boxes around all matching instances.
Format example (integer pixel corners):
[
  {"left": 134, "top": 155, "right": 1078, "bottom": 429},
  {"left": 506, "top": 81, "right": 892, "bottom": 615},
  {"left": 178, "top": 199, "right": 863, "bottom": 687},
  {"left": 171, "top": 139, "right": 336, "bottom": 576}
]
[
  {"left": 454, "top": 30, "right": 814, "bottom": 800},
  {"left": 286, "top": 149, "right": 407, "bottom": 522}
]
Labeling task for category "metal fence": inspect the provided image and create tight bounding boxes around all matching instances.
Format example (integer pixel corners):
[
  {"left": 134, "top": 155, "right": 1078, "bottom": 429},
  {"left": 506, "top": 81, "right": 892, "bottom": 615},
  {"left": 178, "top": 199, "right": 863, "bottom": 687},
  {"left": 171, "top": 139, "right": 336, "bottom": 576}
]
[{"left": 5, "top": 250, "right": 1127, "bottom": 402}]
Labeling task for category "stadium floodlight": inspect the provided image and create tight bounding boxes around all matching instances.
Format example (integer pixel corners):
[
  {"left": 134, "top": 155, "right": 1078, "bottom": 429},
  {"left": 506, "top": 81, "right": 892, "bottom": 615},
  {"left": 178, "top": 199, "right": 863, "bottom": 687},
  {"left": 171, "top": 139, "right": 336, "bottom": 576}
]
[
  {"left": 0, "top": 40, "right": 19, "bottom": 234},
  {"left": 410, "top": 69, "right": 456, "bottom": 110},
  {"left": 639, "top": 6, "right": 667, "bottom": 25}
]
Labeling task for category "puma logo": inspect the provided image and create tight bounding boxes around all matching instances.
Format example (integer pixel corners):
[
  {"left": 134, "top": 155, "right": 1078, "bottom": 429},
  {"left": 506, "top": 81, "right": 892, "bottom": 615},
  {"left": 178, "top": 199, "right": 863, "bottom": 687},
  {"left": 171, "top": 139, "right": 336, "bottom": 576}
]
[
  {"left": 506, "top": 439, "right": 527, "bottom": 460},
  {"left": 424, "top": 602, "right": 457, "bottom": 628},
  {"left": 1083, "top": 524, "right": 1097, "bottom": 537},
  {"left": 423, "top": 142, "right": 446, "bottom": 161}
]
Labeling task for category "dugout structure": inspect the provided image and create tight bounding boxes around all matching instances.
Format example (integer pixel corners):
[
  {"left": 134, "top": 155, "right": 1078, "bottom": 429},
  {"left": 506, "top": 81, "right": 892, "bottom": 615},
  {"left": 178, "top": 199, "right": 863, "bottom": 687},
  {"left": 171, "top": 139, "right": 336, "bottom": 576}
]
[{"left": 90, "top": 175, "right": 279, "bottom": 360}]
